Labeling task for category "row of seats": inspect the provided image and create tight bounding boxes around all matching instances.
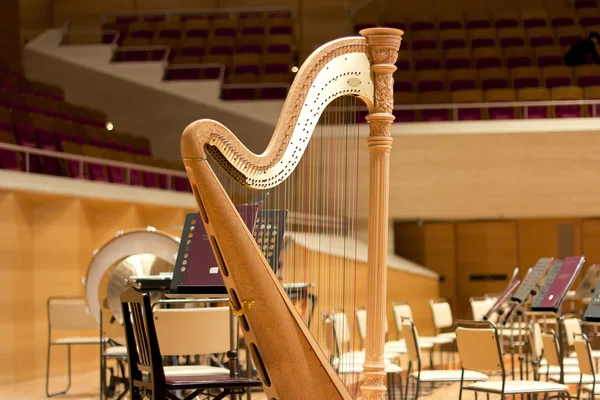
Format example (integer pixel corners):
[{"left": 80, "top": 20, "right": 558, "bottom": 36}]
[
  {"left": 397, "top": 46, "right": 592, "bottom": 71},
  {"left": 0, "top": 131, "right": 190, "bottom": 192},
  {"left": 355, "top": 5, "right": 600, "bottom": 32},
  {"left": 0, "top": 107, "right": 150, "bottom": 155},
  {"left": 394, "top": 65, "right": 600, "bottom": 92},
  {"left": 399, "top": 25, "right": 597, "bottom": 50},
  {"left": 104, "top": 9, "right": 293, "bottom": 24},
  {"left": 104, "top": 16, "right": 294, "bottom": 40},
  {"left": 386, "top": 86, "right": 600, "bottom": 121}
]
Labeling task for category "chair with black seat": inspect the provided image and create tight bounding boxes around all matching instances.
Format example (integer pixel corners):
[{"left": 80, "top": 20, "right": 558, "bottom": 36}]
[{"left": 120, "top": 287, "right": 262, "bottom": 400}]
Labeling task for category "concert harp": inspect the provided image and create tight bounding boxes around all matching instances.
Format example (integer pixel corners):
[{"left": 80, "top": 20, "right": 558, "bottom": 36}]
[{"left": 181, "top": 28, "right": 402, "bottom": 399}]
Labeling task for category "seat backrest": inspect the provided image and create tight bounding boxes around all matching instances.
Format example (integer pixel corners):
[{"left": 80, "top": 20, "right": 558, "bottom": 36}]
[
  {"left": 392, "top": 302, "right": 413, "bottom": 337},
  {"left": 541, "top": 330, "right": 561, "bottom": 367},
  {"left": 401, "top": 317, "right": 423, "bottom": 365},
  {"left": 153, "top": 306, "right": 230, "bottom": 356},
  {"left": 430, "top": 300, "right": 454, "bottom": 330},
  {"left": 48, "top": 297, "right": 99, "bottom": 331},
  {"left": 456, "top": 321, "right": 503, "bottom": 373},
  {"left": 470, "top": 297, "right": 493, "bottom": 321},
  {"left": 574, "top": 334, "right": 595, "bottom": 375},
  {"left": 355, "top": 307, "right": 389, "bottom": 344},
  {"left": 529, "top": 322, "right": 544, "bottom": 361},
  {"left": 562, "top": 318, "right": 582, "bottom": 347},
  {"left": 121, "top": 287, "right": 167, "bottom": 397},
  {"left": 331, "top": 311, "right": 352, "bottom": 350}
]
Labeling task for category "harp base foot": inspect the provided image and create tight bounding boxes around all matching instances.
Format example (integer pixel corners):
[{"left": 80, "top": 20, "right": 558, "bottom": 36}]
[{"left": 360, "top": 369, "right": 387, "bottom": 400}]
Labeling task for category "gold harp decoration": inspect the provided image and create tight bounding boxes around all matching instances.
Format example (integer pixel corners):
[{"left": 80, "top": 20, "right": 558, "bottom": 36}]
[{"left": 181, "top": 28, "right": 402, "bottom": 400}]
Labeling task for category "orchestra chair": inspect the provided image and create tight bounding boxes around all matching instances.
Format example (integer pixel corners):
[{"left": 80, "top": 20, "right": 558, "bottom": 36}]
[
  {"left": 355, "top": 306, "right": 408, "bottom": 356},
  {"left": 469, "top": 296, "right": 497, "bottom": 322},
  {"left": 325, "top": 311, "right": 403, "bottom": 400},
  {"left": 401, "top": 317, "right": 487, "bottom": 400},
  {"left": 455, "top": 320, "right": 572, "bottom": 400},
  {"left": 573, "top": 333, "right": 599, "bottom": 399},
  {"left": 120, "top": 288, "right": 261, "bottom": 400},
  {"left": 562, "top": 318, "right": 600, "bottom": 370},
  {"left": 542, "top": 329, "right": 589, "bottom": 388},
  {"left": 528, "top": 323, "right": 579, "bottom": 381},
  {"left": 46, "top": 296, "right": 106, "bottom": 397},
  {"left": 101, "top": 344, "right": 129, "bottom": 399},
  {"left": 429, "top": 299, "right": 457, "bottom": 368}
]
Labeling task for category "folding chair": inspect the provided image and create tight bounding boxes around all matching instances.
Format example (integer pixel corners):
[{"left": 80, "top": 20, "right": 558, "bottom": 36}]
[
  {"left": 45, "top": 296, "right": 105, "bottom": 397},
  {"left": 542, "top": 329, "right": 588, "bottom": 387},
  {"left": 120, "top": 288, "right": 261, "bottom": 400},
  {"left": 429, "top": 299, "right": 457, "bottom": 368},
  {"left": 402, "top": 317, "right": 487, "bottom": 400},
  {"left": 355, "top": 306, "right": 407, "bottom": 355},
  {"left": 528, "top": 323, "right": 579, "bottom": 381},
  {"left": 456, "top": 320, "right": 571, "bottom": 400}
]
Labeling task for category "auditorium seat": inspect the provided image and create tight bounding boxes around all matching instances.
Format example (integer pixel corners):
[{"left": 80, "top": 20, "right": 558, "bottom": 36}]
[
  {"left": 417, "top": 70, "right": 446, "bottom": 92},
  {"left": 0, "top": 106, "right": 12, "bottom": 132},
  {"left": 517, "top": 87, "right": 551, "bottom": 118},
  {"left": 183, "top": 19, "right": 210, "bottom": 38},
  {"left": 395, "top": 50, "right": 412, "bottom": 71},
  {"left": 499, "top": 28, "right": 527, "bottom": 48},
  {"left": 448, "top": 68, "right": 478, "bottom": 91},
  {"left": 414, "top": 50, "right": 443, "bottom": 70},
  {"left": 410, "top": 12, "right": 436, "bottom": 31},
  {"left": 444, "top": 48, "right": 473, "bottom": 69},
  {"left": 465, "top": 11, "right": 492, "bottom": 29},
  {"left": 82, "top": 145, "right": 110, "bottom": 182},
  {"left": 412, "top": 31, "right": 440, "bottom": 50},
  {"left": 552, "top": 86, "right": 584, "bottom": 117},
  {"left": 578, "top": 8, "right": 600, "bottom": 27},
  {"left": 527, "top": 27, "right": 556, "bottom": 47},
  {"left": 575, "top": 65, "right": 600, "bottom": 87},
  {"left": 61, "top": 141, "right": 86, "bottom": 179},
  {"left": 512, "top": 66, "right": 542, "bottom": 89},
  {"left": 574, "top": 0, "right": 598, "bottom": 9},
  {"left": 438, "top": 13, "right": 464, "bottom": 30},
  {"left": 452, "top": 89, "right": 484, "bottom": 120},
  {"left": 213, "top": 18, "right": 237, "bottom": 37},
  {"left": 550, "top": 8, "right": 578, "bottom": 28},
  {"left": 493, "top": 11, "right": 520, "bottom": 29},
  {"left": 557, "top": 26, "right": 586, "bottom": 46},
  {"left": 479, "top": 68, "right": 510, "bottom": 90},
  {"left": 543, "top": 65, "right": 574, "bottom": 88},
  {"left": 474, "top": 47, "right": 504, "bottom": 69},
  {"left": 440, "top": 30, "right": 468, "bottom": 49},
  {"left": 485, "top": 88, "right": 518, "bottom": 119},
  {"left": 505, "top": 47, "right": 534, "bottom": 67},
  {"left": 535, "top": 45, "right": 565, "bottom": 67},
  {"left": 393, "top": 92, "right": 419, "bottom": 122},
  {"left": 393, "top": 71, "right": 415, "bottom": 92},
  {"left": 469, "top": 28, "right": 497, "bottom": 48},
  {"left": 522, "top": 9, "right": 549, "bottom": 28},
  {"left": 419, "top": 91, "right": 452, "bottom": 121}
]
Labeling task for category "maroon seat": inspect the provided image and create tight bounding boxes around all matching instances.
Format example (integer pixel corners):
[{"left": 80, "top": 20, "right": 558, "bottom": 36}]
[
  {"left": 448, "top": 69, "right": 478, "bottom": 91},
  {"left": 505, "top": 48, "right": 534, "bottom": 68},
  {"left": 0, "top": 131, "right": 21, "bottom": 171},
  {"left": 419, "top": 92, "right": 452, "bottom": 121},
  {"left": 444, "top": 49, "right": 472, "bottom": 70},
  {"left": 575, "top": 0, "right": 598, "bottom": 9}
]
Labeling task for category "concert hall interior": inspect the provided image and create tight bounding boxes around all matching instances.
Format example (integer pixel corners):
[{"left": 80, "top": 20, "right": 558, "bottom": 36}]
[{"left": 5, "top": 0, "right": 600, "bottom": 399}]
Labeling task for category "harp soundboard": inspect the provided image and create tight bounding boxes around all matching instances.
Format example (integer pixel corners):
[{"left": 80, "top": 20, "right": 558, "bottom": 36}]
[
  {"left": 511, "top": 257, "right": 554, "bottom": 303},
  {"left": 531, "top": 256, "right": 585, "bottom": 313}
]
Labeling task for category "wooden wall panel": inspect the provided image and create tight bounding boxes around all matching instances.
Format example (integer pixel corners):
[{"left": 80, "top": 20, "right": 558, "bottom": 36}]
[
  {"left": 0, "top": 193, "right": 33, "bottom": 385},
  {"left": 1, "top": 190, "right": 192, "bottom": 385},
  {"left": 583, "top": 219, "right": 600, "bottom": 266},
  {"left": 0, "top": 0, "right": 20, "bottom": 64},
  {"left": 423, "top": 223, "right": 457, "bottom": 314},
  {"left": 393, "top": 222, "right": 425, "bottom": 266},
  {"left": 456, "top": 221, "right": 518, "bottom": 319}
]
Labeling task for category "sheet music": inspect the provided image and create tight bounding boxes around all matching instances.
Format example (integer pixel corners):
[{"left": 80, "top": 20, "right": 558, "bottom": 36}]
[
  {"left": 531, "top": 259, "right": 563, "bottom": 309},
  {"left": 583, "top": 281, "right": 600, "bottom": 322},
  {"left": 483, "top": 267, "right": 520, "bottom": 321},
  {"left": 531, "top": 256, "right": 585, "bottom": 313},
  {"left": 575, "top": 264, "right": 600, "bottom": 300},
  {"left": 511, "top": 257, "right": 554, "bottom": 303}
]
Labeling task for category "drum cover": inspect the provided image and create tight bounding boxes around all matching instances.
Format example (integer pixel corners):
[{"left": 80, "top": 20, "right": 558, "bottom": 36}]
[{"left": 84, "top": 227, "right": 180, "bottom": 342}]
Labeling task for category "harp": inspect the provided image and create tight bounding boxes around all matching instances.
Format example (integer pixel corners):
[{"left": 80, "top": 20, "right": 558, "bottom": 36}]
[{"left": 181, "top": 28, "right": 402, "bottom": 399}]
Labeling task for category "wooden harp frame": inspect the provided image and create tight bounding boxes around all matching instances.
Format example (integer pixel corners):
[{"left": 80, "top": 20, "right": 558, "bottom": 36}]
[{"left": 181, "top": 27, "right": 402, "bottom": 400}]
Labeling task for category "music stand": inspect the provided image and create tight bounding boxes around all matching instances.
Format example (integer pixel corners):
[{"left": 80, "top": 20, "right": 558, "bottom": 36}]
[
  {"left": 529, "top": 256, "right": 585, "bottom": 385},
  {"left": 575, "top": 265, "right": 600, "bottom": 303}
]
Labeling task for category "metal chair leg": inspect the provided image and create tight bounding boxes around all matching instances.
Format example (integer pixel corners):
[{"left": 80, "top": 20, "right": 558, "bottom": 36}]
[{"left": 46, "top": 344, "right": 72, "bottom": 397}]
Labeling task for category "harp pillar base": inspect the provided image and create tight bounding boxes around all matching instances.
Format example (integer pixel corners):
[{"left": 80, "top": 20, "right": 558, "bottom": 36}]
[{"left": 359, "top": 367, "right": 387, "bottom": 400}]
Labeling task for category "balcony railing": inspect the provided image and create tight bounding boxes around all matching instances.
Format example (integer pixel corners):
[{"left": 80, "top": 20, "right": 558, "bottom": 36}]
[{"left": 0, "top": 142, "right": 187, "bottom": 190}]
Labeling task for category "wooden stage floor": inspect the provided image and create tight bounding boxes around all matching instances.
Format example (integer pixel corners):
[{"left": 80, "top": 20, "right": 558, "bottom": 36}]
[{"left": 0, "top": 368, "right": 489, "bottom": 400}]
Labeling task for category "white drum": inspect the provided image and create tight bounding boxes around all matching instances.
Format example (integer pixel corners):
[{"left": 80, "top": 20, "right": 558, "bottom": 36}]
[{"left": 84, "top": 227, "right": 180, "bottom": 342}]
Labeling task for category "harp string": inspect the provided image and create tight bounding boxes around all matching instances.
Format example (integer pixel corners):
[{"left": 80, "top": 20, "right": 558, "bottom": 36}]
[{"left": 209, "top": 94, "right": 361, "bottom": 389}]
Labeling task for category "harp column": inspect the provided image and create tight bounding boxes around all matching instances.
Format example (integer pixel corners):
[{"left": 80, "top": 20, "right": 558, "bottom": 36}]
[{"left": 359, "top": 28, "right": 403, "bottom": 400}]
